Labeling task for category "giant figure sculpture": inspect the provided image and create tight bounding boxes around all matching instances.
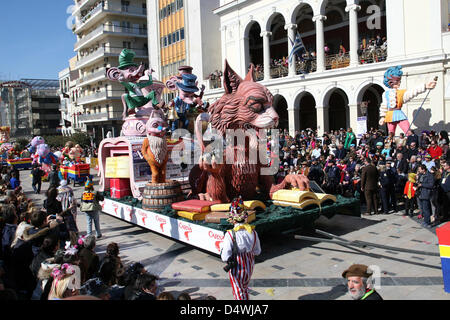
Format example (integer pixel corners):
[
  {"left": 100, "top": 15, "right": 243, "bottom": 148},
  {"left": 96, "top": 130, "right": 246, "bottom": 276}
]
[
  {"left": 379, "top": 66, "right": 437, "bottom": 135},
  {"left": 189, "top": 61, "right": 309, "bottom": 203},
  {"left": 107, "top": 49, "right": 164, "bottom": 120},
  {"left": 165, "top": 66, "right": 205, "bottom": 132},
  {"left": 141, "top": 109, "right": 169, "bottom": 184}
]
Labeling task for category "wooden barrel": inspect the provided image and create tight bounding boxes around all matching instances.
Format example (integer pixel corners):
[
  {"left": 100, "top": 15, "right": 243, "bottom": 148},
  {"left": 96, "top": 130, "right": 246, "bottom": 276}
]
[{"left": 142, "top": 180, "right": 184, "bottom": 212}]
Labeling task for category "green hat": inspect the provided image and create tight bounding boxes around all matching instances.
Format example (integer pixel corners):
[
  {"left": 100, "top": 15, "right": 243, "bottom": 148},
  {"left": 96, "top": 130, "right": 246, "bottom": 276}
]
[{"left": 118, "top": 49, "right": 139, "bottom": 70}]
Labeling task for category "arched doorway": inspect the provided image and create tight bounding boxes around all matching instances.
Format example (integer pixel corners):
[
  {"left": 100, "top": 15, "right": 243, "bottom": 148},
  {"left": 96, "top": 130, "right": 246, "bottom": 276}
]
[
  {"left": 267, "top": 13, "right": 288, "bottom": 78},
  {"left": 247, "top": 22, "right": 263, "bottom": 68},
  {"left": 358, "top": 0, "right": 387, "bottom": 63},
  {"left": 327, "top": 88, "right": 349, "bottom": 131},
  {"left": 296, "top": 92, "right": 317, "bottom": 130},
  {"left": 323, "top": 0, "right": 349, "bottom": 69},
  {"left": 358, "top": 84, "right": 385, "bottom": 131},
  {"left": 274, "top": 95, "right": 289, "bottom": 130},
  {"left": 292, "top": 3, "right": 316, "bottom": 73}
]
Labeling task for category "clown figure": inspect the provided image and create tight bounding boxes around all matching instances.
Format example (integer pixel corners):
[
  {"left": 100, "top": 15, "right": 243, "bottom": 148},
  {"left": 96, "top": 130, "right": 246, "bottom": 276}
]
[
  {"left": 379, "top": 66, "right": 437, "bottom": 136},
  {"left": 221, "top": 196, "right": 261, "bottom": 300}
]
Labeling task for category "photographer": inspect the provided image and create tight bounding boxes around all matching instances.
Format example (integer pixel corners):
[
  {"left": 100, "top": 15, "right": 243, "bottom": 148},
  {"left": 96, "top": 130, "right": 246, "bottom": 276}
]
[{"left": 221, "top": 197, "right": 261, "bottom": 300}]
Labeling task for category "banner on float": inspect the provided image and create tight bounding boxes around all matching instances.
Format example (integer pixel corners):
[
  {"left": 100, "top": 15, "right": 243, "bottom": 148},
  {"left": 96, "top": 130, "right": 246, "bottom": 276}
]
[
  {"left": 129, "top": 138, "right": 195, "bottom": 191},
  {"left": 356, "top": 116, "right": 367, "bottom": 138},
  {"left": 102, "top": 198, "right": 225, "bottom": 255}
]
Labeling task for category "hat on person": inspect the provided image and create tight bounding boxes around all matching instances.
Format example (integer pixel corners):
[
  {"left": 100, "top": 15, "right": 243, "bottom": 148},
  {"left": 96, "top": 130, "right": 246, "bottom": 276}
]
[
  {"left": 408, "top": 173, "right": 417, "bottom": 183},
  {"left": 85, "top": 178, "right": 94, "bottom": 190},
  {"left": 176, "top": 73, "right": 200, "bottom": 93},
  {"left": 425, "top": 154, "right": 432, "bottom": 159},
  {"left": 376, "top": 142, "right": 383, "bottom": 147},
  {"left": 80, "top": 278, "right": 110, "bottom": 298},
  {"left": 118, "top": 49, "right": 139, "bottom": 70},
  {"left": 342, "top": 264, "right": 373, "bottom": 279},
  {"left": 227, "top": 196, "right": 248, "bottom": 223}
]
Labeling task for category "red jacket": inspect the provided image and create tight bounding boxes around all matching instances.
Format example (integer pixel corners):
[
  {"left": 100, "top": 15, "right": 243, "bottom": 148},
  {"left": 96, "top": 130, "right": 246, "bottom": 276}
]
[
  {"left": 403, "top": 181, "right": 416, "bottom": 199},
  {"left": 427, "top": 146, "right": 443, "bottom": 159}
]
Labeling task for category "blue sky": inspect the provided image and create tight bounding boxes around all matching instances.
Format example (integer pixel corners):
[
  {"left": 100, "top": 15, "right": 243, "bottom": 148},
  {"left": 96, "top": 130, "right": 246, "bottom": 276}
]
[{"left": 0, "top": 0, "right": 76, "bottom": 80}]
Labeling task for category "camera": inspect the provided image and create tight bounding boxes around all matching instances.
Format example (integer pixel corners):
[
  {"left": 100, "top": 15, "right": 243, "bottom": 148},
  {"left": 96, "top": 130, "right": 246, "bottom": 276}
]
[{"left": 223, "top": 257, "right": 237, "bottom": 272}]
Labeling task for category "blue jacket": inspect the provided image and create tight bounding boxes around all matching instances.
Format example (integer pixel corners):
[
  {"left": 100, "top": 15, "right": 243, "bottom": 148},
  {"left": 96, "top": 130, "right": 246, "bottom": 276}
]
[
  {"left": 417, "top": 172, "right": 435, "bottom": 200},
  {"left": 9, "top": 177, "right": 20, "bottom": 189}
]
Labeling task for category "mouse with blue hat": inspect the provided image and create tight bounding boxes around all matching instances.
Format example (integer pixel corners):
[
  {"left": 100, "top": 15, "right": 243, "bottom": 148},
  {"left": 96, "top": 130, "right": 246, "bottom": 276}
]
[
  {"left": 107, "top": 49, "right": 165, "bottom": 119},
  {"left": 166, "top": 66, "right": 206, "bottom": 132}
]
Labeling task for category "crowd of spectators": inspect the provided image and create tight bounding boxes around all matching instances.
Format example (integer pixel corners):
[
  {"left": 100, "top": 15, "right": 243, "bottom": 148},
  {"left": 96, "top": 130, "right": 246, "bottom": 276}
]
[
  {"left": 273, "top": 127, "right": 450, "bottom": 225},
  {"left": 0, "top": 166, "right": 215, "bottom": 300}
]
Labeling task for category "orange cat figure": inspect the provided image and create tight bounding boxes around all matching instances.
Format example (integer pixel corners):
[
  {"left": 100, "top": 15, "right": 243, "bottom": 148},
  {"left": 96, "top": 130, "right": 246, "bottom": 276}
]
[{"left": 142, "top": 109, "right": 169, "bottom": 184}]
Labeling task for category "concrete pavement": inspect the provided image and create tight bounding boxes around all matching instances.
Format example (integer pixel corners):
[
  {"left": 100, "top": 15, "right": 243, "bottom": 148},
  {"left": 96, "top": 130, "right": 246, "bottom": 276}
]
[{"left": 18, "top": 167, "right": 450, "bottom": 300}]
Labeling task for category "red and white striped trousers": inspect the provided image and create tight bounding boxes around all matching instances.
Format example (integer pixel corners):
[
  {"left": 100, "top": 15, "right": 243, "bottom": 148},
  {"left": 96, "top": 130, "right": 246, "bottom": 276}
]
[{"left": 228, "top": 251, "right": 255, "bottom": 300}]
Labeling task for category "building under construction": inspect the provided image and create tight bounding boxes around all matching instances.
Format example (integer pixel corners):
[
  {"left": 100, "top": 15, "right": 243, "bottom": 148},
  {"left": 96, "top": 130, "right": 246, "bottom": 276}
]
[{"left": 0, "top": 79, "right": 61, "bottom": 139}]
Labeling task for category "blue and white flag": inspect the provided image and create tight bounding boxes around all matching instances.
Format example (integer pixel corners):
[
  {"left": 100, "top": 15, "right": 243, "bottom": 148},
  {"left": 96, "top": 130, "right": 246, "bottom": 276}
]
[{"left": 289, "top": 32, "right": 305, "bottom": 64}]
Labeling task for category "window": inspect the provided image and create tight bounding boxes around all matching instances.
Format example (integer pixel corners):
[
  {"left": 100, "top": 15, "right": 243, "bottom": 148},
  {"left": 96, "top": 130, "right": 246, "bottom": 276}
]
[
  {"left": 123, "top": 41, "right": 131, "bottom": 49},
  {"left": 163, "top": 37, "right": 167, "bottom": 47},
  {"left": 176, "top": 30, "right": 180, "bottom": 42},
  {"left": 168, "top": 35, "right": 172, "bottom": 45},
  {"left": 172, "top": 32, "right": 176, "bottom": 43},
  {"left": 180, "top": 28, "right": 185, "bottom": 40}
]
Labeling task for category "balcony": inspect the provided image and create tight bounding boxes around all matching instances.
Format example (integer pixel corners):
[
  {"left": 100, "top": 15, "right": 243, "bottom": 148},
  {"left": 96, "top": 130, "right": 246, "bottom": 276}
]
[
  {"left": 74, "top": 23, "right": 147, "bottom": 51},
  {"left": 76, "top": 90, "right": 122, "bottom": 105},
  {"left": 75, "top": 47, "right": 148, "bottom": 70},
  {"left": 78, "top": 112, "right": 110, "bottom": 122},
  {"left": 74, "top": 1, "right": 147, "bottom": 33},
  {"left": 76, "top": 68, "right": 107, "bottom": 87},
  {"left": 74, "top": 0, "right": 95, "bottom": 13}
]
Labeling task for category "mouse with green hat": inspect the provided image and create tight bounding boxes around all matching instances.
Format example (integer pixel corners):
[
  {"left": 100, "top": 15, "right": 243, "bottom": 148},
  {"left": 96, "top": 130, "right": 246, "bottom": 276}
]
[{"left": 107, "top": 49, "right": 165, "bottom": 119}]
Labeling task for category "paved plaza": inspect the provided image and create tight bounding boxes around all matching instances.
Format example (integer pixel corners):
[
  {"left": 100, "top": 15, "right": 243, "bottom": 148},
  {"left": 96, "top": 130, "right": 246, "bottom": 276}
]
[{"left": 20, "top": 168, "right": 450, "bottom": 300}]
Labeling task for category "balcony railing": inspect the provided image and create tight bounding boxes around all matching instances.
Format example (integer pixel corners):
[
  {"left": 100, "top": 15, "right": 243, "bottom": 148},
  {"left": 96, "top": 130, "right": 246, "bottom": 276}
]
[
  {"left": 78, "top": 112, "right": 110, "bottom": 122},
  {"left": 77, "top": 90, "right": 122, "bottom": 105},
  {"left": 74, "top": 1, "right": 147, "bottom": 31},
  {"left": 359, "top": 47, "right": 387, "bottom": 64},
  {"left": 325, "top": 53, "right": 351, "bottom": 70},
  {"left": 75, "top": 23, "right": 147, "bottom": 50},
  {"left": 76, "top": 68, "right": 107, "bottom": 86}
]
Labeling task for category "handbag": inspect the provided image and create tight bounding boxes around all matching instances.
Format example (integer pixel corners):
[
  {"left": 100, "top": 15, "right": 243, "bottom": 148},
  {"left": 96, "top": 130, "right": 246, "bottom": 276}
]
[{"left": 223, "top": 230, "right": 238, "bottom": 272}]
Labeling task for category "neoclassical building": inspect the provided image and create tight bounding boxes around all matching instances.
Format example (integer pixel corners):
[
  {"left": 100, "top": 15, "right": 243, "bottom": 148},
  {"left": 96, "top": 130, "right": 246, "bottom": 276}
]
[{"left": 199, "top": 0, "right": 450, "bottom": 136}]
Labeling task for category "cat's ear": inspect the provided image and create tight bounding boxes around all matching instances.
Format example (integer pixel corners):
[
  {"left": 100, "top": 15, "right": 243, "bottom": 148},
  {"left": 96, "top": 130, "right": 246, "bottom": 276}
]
[{"left": 223, "top": 60, "right": 243, "bottom": 94}]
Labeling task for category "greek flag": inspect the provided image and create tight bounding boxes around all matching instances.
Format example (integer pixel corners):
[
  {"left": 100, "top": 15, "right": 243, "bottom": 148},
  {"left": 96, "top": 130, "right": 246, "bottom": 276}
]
[{"left": 289, "top": 32, "right": 305, "bottom": 64}]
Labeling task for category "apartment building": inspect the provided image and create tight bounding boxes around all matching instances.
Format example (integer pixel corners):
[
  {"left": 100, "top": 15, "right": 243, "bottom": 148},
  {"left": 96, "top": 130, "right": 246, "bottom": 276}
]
[
  {"left": 72, "top": 0, "right": 149, "bottom": 145},
  {"left": 146, "top": 0, "right": 221, "bottom": 102},
  {"left": 58, "top": 56, "right": 86, "bottom": 136},
  {"left": 0, "top": 79, "right": 61, "bottom": 138}
]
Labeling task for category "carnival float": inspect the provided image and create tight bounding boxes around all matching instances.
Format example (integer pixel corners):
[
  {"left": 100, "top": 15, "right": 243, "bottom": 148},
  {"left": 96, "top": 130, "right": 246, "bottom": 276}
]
[{"left": 98, "top": 50, "right": 360, "bottom": 255}]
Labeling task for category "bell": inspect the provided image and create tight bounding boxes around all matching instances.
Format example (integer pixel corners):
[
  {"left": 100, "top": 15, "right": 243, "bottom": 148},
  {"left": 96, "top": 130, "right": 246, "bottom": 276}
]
[{"left": 167, "top": 106, "right": 179, "bottom": 120}]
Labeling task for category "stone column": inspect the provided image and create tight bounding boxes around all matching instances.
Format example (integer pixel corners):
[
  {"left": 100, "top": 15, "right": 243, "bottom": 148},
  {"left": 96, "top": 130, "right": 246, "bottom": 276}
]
[
  {"left": 346, "top": 4, "right": 361, "bottom": 67},
  {"left": 312, "top": 15, "right": 327, "bottom": 73},
  {"left": 242, "top": 35, "right": 251, "bottom": 74},
  {"left": 316, "top": 105, "right": 329, "bottom": 136},
  {"left": 348, "top": 104, "right": 359, "bottom": 134},
  {"left": 288, "top": 107, "right": 299, "bottom": 137},
  {"left": 261, "top": 31, "right": 272, "bottom": 81},
  {"left": 284, "top": 23, "right": 298, "bottom": 77}
]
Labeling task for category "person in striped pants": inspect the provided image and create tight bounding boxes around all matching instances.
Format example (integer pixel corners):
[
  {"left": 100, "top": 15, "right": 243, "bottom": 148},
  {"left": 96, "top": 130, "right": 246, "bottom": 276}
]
[{"left": 221, "top": 197, "right": 261, "bottom": 300}]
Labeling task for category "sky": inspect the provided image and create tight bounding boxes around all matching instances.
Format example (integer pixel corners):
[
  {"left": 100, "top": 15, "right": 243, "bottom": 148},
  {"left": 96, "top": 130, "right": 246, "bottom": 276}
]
[{"left": 0, "top": 0, "right": 77, "bottom": 80}]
